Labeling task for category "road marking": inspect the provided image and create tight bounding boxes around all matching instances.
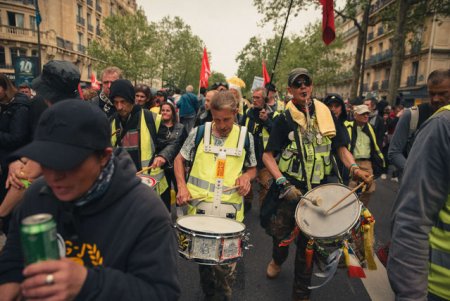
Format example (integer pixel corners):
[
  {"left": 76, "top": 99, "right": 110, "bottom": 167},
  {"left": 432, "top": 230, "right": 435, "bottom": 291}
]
[{"left": 361, "top": 256, "right": 395, "bottom": 301}]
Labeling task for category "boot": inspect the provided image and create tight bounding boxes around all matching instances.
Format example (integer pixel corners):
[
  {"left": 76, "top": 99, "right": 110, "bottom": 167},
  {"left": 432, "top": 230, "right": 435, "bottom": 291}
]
[{"left": 266, "top": 259, "right": 281, "bottom": 279}]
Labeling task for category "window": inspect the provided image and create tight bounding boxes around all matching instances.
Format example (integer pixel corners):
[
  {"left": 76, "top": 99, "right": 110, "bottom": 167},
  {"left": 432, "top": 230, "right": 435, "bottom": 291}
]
[
  {"left": 7, "top": 11, "right": 24, "bottom": 27},
  {"left": 31, "top": 49, "right": 38, "bottom": 57},
  {"left": 77, "top": 5, "right": 83, "bottom": 18},
  {"left": 368, "top": 46, "right": 373, "bottom": 57},
  {"left": 87, "top": 13, "right": 92, "bottom": 26},
  {"left": 379, "top": 42, "right": 383, "bottom": 52},
  {"left": 88, "top": 64, "right": 92, "bottom": 77},
  {"left": 30, "top": 16, "right": 36, "bottom": 31},
  {"left": 412, "top": 61, "right": 419, "bottom": 78},
  {"left": 0, "top": 46, "right": 5, "bottom": 67},
  {"left": 10, "top": 47, "right": 27, "bottom": 63},
  {"left": 78, "top": 32, "right": 84, "bottom": 45}
]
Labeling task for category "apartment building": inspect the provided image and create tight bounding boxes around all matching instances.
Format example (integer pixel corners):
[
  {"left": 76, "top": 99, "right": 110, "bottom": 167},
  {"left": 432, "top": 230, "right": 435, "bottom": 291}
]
[
  {"left": 331, "top": 0, "right": 450, "bottom": 105},
  {"left": 0, "top": 0, "right": 137, "bottom": 84}
]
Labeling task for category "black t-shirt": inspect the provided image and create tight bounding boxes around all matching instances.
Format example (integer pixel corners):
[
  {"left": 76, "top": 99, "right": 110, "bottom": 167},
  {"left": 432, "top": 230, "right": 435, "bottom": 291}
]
[{"left": 265, "top": 103, "right": 349, "bottom": 155}]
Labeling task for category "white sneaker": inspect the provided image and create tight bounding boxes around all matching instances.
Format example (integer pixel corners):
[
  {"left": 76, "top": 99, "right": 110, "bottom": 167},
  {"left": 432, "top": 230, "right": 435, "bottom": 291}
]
[
  {"left": 391, "top": 177, "right": 399, "bottom": 182},
  {"left": 381, "top": 174, "right": 387, "bottom": 180}
]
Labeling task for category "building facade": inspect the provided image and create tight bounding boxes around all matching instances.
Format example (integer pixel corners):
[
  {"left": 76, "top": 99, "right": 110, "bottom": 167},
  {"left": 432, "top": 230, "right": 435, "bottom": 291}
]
[
  {"left": 0, "top": 0, "right": 137, "bottom": 84},
  {"left": 331, "top": 0, "right": 450, "bottom": 106}
]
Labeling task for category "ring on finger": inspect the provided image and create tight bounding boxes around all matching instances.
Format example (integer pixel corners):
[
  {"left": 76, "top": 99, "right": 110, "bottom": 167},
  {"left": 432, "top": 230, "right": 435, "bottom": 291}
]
[{"left": 45, "top": 274, "right": 55, "bottom": 285}]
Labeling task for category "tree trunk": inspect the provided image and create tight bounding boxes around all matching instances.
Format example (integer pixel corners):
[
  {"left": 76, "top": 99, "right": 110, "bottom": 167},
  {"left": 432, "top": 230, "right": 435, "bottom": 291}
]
[
  {"left": 350, "top": 3, "right": 371, "bottom": 100},
  {"left": 387, "top": 0, "right": 410, "bottom": 105}
]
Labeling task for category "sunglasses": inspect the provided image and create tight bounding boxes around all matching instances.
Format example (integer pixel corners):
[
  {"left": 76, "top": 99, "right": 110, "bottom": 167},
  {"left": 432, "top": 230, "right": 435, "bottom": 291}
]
[
  {"left": 291, "top": 78, "right": 312, "bottom": 88},
  {"left": 214, "top": 82, "right": 229, "bottom": 88}
]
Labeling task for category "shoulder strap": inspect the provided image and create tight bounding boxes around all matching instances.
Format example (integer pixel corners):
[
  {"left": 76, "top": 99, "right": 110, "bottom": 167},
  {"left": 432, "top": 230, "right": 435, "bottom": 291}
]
[
  {"left": 284, "top": 110, "right": 308, "bottom": 184},
  {"left": 195, "top": 124, "right": 205, "bottom": 147},
  {"left": 409, "top": 106, "right": 419, "bottom": 136}
]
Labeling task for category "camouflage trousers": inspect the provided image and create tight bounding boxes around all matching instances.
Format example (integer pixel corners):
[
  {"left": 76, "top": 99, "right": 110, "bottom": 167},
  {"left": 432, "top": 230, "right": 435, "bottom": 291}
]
[{"left": 199, "top": 263, "right": 237, "bottom": 301}]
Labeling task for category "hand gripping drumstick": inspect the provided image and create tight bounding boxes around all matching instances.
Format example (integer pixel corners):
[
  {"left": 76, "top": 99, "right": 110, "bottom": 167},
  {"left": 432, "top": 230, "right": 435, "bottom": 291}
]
[
  {"left": 325, "top": 176, "right": 373, "bottom": 215},
  {"left": 136, "top": 166, "right": 152, "bottom": 175},
  {"left": 185, "top": 185, "right": 241, "bottom": 203}
]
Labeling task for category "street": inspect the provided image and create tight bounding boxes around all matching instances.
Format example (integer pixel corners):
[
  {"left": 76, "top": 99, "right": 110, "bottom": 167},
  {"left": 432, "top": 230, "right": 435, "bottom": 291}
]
[{"left": 176, "top": 178, "right": 399, "bottom": 301}]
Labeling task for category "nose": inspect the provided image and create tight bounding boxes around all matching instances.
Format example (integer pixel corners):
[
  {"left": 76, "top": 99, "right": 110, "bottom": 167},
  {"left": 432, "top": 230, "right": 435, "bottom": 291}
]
[{"left": 45, "top": 169, "right": 65, "bottom": 182}]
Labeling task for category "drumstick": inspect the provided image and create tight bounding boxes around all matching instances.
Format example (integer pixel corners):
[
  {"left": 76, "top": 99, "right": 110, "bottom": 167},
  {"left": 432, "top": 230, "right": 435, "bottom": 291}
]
[
  {"left": 111, "top": 128, "right": 121, "bottom": 137},
  {"left": 325, "top": 176, "right": 373, "bottom": 215},
  {"left": 222, "top": 185, "right": 241, "bottom": 193},
  {"left": 136, "top": 166, "right": 152, "bottom": 175}
]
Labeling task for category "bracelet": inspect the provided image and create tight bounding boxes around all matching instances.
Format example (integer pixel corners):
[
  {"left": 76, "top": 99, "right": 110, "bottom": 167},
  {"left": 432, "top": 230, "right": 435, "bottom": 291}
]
[
  {"left": 349, "top": 164, "right": 360, "bottom": 177},
  {"left": 276, "top": 176, "right": 288, "bottom": 185}
]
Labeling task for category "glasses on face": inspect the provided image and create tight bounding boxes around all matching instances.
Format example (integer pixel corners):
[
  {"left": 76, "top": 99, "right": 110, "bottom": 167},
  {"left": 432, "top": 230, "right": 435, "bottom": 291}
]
[
  {"left": 214, "top": 82, "right": 229, "bottom": 89},
  {"left": 291, "top": 78, "right": 312, "bottom": 89}
]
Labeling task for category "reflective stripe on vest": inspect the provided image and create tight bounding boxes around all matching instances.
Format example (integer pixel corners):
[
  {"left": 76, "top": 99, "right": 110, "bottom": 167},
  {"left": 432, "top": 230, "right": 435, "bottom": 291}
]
[
  {"left": 187, "top": 124, "right": 246, "bottom": 222},
  {"left": 277, "top": 115, "right": 332, "bottom": 184},
  {"left": 111, "top": 111, "right": 167, "bottom": 195},
  {"left": 428, "top": 105, "right": 450, "bottom": 300},
  {"left": 344, "top": 121, "right": 385, "bottom": 167}
]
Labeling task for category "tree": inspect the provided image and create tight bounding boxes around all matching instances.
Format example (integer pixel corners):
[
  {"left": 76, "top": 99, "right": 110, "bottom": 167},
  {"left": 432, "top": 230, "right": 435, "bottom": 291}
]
[
  {"left": 208, "top": 71, "right": 227, "bottom": 87},
  {"left": 87, "top": 9, "right": 155, "bottom": 83}
]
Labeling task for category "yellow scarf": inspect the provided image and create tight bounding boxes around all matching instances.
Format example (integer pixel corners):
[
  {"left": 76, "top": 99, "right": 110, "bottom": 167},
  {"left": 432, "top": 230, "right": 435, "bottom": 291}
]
[{"left": 286, "top": 99, "right": 336, "bottom": 138}]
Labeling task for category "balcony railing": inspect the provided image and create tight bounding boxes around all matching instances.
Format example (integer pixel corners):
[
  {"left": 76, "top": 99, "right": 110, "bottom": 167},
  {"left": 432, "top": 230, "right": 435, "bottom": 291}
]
[
  {"left": 411, "top": 42, "right": 422, "bottom": 55},
  {"left": 367, "top": 32, "right": 374, "bottom": 41},
  {"left": 57, "top": 37, "right": 65, "bottom": 48},
  {"left": 370, "top": 0, "right": 395, "bottom": 15},
  {"left": 78, "top": 44, "right": 86, "bottom": 54},
  {"left": 77, "top": 16, "right": 85, "bottom": 26},
  {"left": 407, "top": 75, "right": 417, "bottom": 87},
  {"left": 365, "top": 49, "right": 393, "bottom": 67},
  {"left": 381, "top": 80, "right": 389, "bottom": 90},
  {"left": 88, "top": 24, "right": 94, "bottom": 32},
  {"left": 372, "top": 81, "right": 379, "bottom": 90}
]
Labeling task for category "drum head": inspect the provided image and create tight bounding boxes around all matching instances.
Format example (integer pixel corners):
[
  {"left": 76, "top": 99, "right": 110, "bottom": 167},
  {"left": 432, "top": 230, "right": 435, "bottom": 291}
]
[
  {"left": 176, "top": 215, "right": 245, "bottom": 235},
  {"left": 139, "top": 175, "right": 157, "bottom": 188},
  {"left": 295, "top": 184, "right": 361, "bottom": 240}
]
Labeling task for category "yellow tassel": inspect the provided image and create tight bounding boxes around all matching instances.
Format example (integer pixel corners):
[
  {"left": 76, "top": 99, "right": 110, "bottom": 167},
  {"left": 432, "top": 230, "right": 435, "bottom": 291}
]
[
  {"left": 343, "top": 244, "right": 350, "bottom": 267},
  {"left": 364, "top": 222, "right": 377, "bottom": 270}
]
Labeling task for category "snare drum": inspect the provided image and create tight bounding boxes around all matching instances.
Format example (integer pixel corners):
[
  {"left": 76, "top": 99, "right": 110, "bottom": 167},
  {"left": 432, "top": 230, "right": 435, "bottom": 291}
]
[
  {"left": 175, "top": 215, "right": 246, "bottom": 265},
  {"left": 138, "top": 175, "right": 157, "bottom": 190},
  {"left": 295, "top": 183, "right": 362, "bottom": 245}
]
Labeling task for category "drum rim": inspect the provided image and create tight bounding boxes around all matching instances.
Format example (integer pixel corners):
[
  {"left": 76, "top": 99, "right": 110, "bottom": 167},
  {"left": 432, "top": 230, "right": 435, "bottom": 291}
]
[
  {"left": 295, "top": 183, "right": 362, "bottom": 240},
  {"left": 175, "top": 215, "right": 246, "bottom": 236},
  {"left": 138, "top": 175, "right": 157, "bottom": 186}
]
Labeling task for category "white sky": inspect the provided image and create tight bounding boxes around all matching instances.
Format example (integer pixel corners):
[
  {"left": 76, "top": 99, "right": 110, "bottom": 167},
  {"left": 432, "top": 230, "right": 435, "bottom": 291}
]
[{"left": 137, "top": 0, "right": 339, "bottom": 78}]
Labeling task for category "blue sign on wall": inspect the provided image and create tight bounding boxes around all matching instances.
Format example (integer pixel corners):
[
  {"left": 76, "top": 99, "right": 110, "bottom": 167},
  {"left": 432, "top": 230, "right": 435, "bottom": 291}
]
[{"left": 13, "top": 56, "right": 39, "bottom": 87}]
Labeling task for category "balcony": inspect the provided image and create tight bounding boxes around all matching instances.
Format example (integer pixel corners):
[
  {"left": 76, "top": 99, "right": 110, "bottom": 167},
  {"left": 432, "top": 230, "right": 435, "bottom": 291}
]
[
  {"left": 78, "top": 44, "right": 86, "bottom": 54},
  {"left": 0, "top": 25, "right": 44, "bottom": 44},
  {"left": 370, "top": 0, "right": 395, "bottom": 15},
  {"left": 367, "top": 32, "right": 374, "bottom": 41},
  {"left": 57, "top": 37, "right": 65, "bottom": 48},
  {"left": 87, "top": 0, "right": 93, "bottom": 6},
  {"left": 381, "top": 80, "right": 389, "bottom": 90},
  {"left": 372, "top": 81, "right": 379, "bottom": 90},
  {"left": 88, "top": 24, "right": 94, "bottom": 32},
  {"left": 65, "top": 40, "right": 74, "bottom": 51},
  {"left": 96, "top": 3, "right": 102, "bottom": 13},
  {"left": 365, "top": 49, "right": 393, "bottom": 67},
  {"left": 407, "top": 75, "right": 417, "bottom": 87},
  {"left": 77, "top": 16, "right": 85, "bottom": 26}
]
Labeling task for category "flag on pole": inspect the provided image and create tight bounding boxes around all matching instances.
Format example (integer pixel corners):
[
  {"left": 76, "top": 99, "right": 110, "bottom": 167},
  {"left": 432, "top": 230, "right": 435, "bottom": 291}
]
[
  {"left": 319, "top": 0, "right": 335, "bottom": 45},
  {"left": 262, "top": 60, "right": 271, "bottom": 86},
  {"left": 35, "top": 0, "right": 42, "bottom": 26},
  {"left": 91, "top": 73, "right": 101, "bottom": 90},
  {"left": 199, "top": 47, "right": 211, "bottom": 88}
]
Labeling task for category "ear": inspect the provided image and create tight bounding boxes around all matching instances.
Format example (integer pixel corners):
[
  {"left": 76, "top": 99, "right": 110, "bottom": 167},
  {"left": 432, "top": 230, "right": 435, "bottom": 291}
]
[{"left": 100, "top": 147, "right": 113, "bottom": 167}]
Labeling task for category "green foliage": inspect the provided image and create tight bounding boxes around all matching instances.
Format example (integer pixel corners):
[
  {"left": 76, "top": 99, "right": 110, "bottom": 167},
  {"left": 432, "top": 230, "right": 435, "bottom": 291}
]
[
  {"left": 236, "top": 22, "right": 346, "bottom": 96},
  {"left": 209, "top": 71, "right": 227, "bottom": 86},
  {"left": 88, "top": 12, "right": 204, "bottom": 89}
]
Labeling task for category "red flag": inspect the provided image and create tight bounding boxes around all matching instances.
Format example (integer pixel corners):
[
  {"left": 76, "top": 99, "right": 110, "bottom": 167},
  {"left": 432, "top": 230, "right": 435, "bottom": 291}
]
[
  {"left": 199, "top": 47, "right": 211, "bottom": 88},
  {"left": 320, "top": 0, "right": 335, "bottom": 45},
  {"left": 77, "top": 83, "right": 84, "bottom": 100},
  {"left": 91, "top": 73, "right": 101, "bottom": 91},
  {"left": 262, "top": 60, "right": 271, "bottom": 86}
]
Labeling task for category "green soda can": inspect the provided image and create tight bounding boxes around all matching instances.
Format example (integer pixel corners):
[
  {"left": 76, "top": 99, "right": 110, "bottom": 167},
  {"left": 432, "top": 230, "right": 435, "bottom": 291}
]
[{"left": 20, "top": 214, "right": 60, "bottom": 265}]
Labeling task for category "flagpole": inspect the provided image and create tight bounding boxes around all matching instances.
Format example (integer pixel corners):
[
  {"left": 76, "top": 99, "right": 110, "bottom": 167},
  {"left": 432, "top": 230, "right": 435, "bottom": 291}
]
[
  {"left": 35, "top": 0, "right": 42, "bottom": 75},
  {"left": 270, "top": 0, "right": 294, "bottom": 83}
]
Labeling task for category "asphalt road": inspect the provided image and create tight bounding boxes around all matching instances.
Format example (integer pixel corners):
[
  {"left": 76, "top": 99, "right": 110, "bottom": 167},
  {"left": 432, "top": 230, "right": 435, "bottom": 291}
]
[{"left": 175, "top": 177, "right": 400, "bottom": 301}]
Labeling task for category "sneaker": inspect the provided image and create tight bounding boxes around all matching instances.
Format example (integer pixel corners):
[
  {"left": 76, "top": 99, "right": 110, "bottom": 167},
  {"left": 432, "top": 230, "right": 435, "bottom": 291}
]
[
  {"left": 380, "top": 174, "right": 387, "bottom": 180},
  {"left": 391, "top": 177, "right": 399, "bottom": 182},
  {"left": 266, "top": 259, "right": 281, "bottom": 279}
]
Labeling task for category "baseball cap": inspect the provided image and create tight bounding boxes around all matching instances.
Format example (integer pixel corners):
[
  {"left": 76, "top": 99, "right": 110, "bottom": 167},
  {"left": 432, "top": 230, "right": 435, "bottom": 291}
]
[
  {"left": 32, "top": 60, "right": 80, "bottom": 103},
  {"left": 288, "top": 68, "right": 311, "bottom": 87},
  {"left": 323, "top": 93, "right": 343, "bottom": 106},
  {"left": 265, "top": 82, "right": 277, "bottom": 92},
  {"left": 13, "top": 99, "right": 111, "bottom": 170},
  {"left": 353, "top": 104, "right": 371, "bottom": 115}
]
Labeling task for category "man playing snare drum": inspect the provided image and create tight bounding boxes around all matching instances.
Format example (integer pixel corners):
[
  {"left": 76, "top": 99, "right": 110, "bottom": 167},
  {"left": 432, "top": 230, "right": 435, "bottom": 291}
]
[
  {"left": 261, "top": 68, "right": 372, "bottom": 301},
  {"left": 175, "top": 91, "right": 257, "bottom": 300}
]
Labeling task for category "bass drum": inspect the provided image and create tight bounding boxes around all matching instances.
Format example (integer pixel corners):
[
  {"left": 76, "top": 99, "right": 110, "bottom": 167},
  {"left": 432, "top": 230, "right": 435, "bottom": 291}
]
[{"left": 175, "top": 215, "right": 245, "bottom": 265}]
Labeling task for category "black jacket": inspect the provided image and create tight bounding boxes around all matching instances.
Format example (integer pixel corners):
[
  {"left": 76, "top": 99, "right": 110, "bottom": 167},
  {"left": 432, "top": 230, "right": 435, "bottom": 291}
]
[
  {"left": 0, "top": 149, "right": 181, "bottom": 300},
  {"left": 0, "top": 92, "right": 30, "bottom": 166},
  {"left": 155, "top": 122, "right": 188, "bottom": 167}
]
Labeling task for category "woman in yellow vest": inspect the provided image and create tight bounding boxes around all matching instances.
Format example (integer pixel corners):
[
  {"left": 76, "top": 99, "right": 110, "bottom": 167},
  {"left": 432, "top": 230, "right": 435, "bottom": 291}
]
[{"left": 174, "top": 91, "right": 257, "bottom": 301}]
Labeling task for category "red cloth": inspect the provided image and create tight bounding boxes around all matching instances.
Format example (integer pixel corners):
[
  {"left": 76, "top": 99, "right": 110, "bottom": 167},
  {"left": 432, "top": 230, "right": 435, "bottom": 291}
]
[
  {"left": 199, "top": 47, "right": 211, "bottom": 88},
  {"left": 262, "top": 60, "right": 271, "bottom": 86},
  {"left": 91, "top": 73, "right": 101, "bottom": 91},
  {"left": 320, "top": 0, "right": 336, "bottom": 45},
  {"left": 78, "top": 83, "right": 84, "bottom": 100}
]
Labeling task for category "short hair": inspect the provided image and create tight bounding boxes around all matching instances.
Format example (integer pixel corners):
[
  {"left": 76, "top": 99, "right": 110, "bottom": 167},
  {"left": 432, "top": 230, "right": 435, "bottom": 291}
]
[
  {"left": 428, "top": 69, "right": 450, "bottom": 85},
  {"left": 0, "top": 74, "right": 17, "bottom": 100},
  {"left": 101, "top": 66, "right": 123, "bottom": 80},
  {"left": 253, "top": 87, "right": 267, "bottom": 100},
  {"left": 206, "top": 89, "right": 218, "bottom": 98},
  {"left": 210, "top": 91, "right": 237, "bottom": 112},
  {"left": 364, "top": 96, "right": 377, "bottom": 107},
  {"left": 186, "top": 85, "right": 194, "bottom": 93},
  {"left": 135, "top": 84, "right": 151, "bottom": 100}
]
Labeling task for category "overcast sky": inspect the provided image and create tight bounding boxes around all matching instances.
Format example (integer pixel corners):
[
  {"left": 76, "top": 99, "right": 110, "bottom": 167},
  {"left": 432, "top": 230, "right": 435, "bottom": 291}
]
[{"left": 136, "top": 0, "right": 336, "bottom": 78}]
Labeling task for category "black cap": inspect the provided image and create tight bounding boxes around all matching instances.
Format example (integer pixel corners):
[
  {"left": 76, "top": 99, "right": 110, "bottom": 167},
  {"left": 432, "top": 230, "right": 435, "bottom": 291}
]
[
  {"left": 323, "top": 93, "right": 343, "bottom": 106},
  {"left": 32, "top": 60, "right": 80, "bottom": 103},
  {"left": 265, "top": 82, "right": 277, "bottom": 92},
  {"left": 109, "top": 79, "right": 135, "bottom": 103},
  {"left": 13, "top": 99, "right": 111, "bottom": 170},
  {"left": 288, "top": 68, "right": 311, "bottom": 87}
]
